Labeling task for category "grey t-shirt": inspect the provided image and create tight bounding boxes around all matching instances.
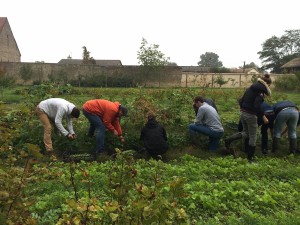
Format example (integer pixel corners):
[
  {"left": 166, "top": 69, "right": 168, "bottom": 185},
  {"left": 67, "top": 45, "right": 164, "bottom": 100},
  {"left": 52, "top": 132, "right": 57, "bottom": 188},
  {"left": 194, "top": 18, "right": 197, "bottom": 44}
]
[{"left": 195, "top": 102, "right": 224, "bottom": 132}]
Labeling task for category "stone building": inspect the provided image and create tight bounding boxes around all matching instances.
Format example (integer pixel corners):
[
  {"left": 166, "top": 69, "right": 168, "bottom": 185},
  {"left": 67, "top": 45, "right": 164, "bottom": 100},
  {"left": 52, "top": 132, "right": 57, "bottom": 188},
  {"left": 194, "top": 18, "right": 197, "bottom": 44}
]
[
  {"left": 281, "top": 57, "right": 300, "bottom": 73},
  {"left": 0, "top": 17, "right": 21, "bottom": 62}
]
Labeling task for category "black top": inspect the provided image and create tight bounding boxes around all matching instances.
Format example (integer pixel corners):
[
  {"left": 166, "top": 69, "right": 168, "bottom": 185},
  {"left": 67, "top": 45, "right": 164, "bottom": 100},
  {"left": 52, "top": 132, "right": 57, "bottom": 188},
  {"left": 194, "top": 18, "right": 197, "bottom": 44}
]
[
  {"left": 240, "top": 79, "right": 270, "bottom": 116},
  {"left": 140, "top": 118, "right": 168, "bottom": 154}
]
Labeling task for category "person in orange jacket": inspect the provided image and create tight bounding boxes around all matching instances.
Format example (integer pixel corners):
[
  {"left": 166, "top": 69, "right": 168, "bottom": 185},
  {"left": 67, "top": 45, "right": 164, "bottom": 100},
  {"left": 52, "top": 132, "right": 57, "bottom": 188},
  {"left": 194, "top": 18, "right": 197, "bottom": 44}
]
[{"left": 82, "top": 99, "right": 128, "bottom": 156}]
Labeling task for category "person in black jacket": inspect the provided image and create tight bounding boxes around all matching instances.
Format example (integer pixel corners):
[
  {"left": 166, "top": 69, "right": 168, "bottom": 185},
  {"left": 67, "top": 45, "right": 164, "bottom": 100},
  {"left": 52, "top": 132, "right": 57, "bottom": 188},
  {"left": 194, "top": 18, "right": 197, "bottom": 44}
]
[
  {"left": 272, "top": 100, "right": 299, "bottom": 154},
  {"left": 236, "top": 102, "right": 275, "bottom": 154},
  {"left": 225, "top": 74, "right": 272, "bottom": 162},
  {"left": 140, "top": 113, "right": 169, "bottom": 158}
]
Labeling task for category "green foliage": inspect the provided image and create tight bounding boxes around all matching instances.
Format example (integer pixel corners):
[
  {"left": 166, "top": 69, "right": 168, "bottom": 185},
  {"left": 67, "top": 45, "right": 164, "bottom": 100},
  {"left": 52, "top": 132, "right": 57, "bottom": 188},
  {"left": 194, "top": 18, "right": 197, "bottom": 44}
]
[
  {"left": 68, "top": 72, "right": 137, "bottom": 88},
  {"left": 82, "top": 46, "right": 96, "bottom": 65},
  {"left": 274, "top": 73, "right": 300, "bottom": 91},
  {"left": 48, "top": 69, "right": 68, "bottom": 84},
  {"left": 198, "top": 52, "right": 223, "bottom": 68},
  {"left": 258, "top": 29, "right": 300, "bottom": 72},
  {"left": 137, "top": 38, "right": 170, "bottom": 67},
  {"left": 0, "top": 67, "right": 16, "bottom": 99},
  {"left": 19, "top": 64, "right": 33, "bottom": 83},
  {"left": 210, "top": 67, "right": 230, "bottom": 73},
  {"left": 214, "top": 74, "right": 229, "bottom": 88},
  {"left": 1, "top": 86, "right": 300, "bottom": 224}
]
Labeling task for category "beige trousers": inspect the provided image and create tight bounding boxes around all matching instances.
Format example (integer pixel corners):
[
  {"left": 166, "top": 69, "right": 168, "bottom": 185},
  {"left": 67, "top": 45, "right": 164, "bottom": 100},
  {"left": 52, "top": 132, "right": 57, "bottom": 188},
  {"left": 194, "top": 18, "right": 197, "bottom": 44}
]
[{"left": 35, "top": 106, "right": 53, "bottom": 152}]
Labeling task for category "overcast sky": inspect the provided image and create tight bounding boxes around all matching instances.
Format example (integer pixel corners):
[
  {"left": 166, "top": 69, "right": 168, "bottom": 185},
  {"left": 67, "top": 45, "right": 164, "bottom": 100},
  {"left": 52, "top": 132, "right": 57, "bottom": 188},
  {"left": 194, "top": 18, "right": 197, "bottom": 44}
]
[{"left": 1, "top": 0, "right": 299, "bottom": 67}]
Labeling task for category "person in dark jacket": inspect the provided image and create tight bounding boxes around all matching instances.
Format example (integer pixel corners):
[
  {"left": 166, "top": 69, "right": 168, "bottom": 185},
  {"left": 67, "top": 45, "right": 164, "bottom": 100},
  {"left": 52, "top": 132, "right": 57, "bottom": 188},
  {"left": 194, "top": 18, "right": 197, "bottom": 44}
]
[
  {"left": 140, "top": 113, "right": 169, "bottom": 158},
  {"left": 272, "top": 100, "right": 299, "bottom": 154},
  {"left": 225, "top": 74, "right": 272, "bottom": 162}
]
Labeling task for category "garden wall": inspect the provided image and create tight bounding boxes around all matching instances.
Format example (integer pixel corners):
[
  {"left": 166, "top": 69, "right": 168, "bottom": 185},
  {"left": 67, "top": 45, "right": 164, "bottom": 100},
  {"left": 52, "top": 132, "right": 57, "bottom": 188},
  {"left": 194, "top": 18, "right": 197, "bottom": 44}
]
[
  {"left": 0, "top": 62, "right": 294, "bottom": 88},
  {"left": 181, "top": 72, "right": 295, "bottom": 88}
]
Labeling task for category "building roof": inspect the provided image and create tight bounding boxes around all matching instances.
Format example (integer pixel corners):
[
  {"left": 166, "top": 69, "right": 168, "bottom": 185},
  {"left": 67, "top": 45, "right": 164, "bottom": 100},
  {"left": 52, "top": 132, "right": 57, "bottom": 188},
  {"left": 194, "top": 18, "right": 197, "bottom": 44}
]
[
  {"left": 58, "top": 59, "right": 122, "bottom": 66},
  {"left": 229, "top": 68, "right": 259, "bottom": 74},
  {"left": 181, "top": 66, "right": 210, "bottom": 72},
  {"left": 0, "top": 17, "right": 7, "bottom": 33},
  {"left": 281, "top": 57, "right": 300, "bottom": 68},
  {"left": 0, "top": 17, "right": 21, "bottom": 59}
]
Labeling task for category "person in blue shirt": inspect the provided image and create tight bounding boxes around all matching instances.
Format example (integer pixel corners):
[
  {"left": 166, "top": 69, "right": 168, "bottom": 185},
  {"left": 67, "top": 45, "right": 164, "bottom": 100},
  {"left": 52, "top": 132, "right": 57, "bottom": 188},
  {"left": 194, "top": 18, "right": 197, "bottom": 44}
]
[{"left": 272, "top": 100, "right": 299, "bottom": 154}]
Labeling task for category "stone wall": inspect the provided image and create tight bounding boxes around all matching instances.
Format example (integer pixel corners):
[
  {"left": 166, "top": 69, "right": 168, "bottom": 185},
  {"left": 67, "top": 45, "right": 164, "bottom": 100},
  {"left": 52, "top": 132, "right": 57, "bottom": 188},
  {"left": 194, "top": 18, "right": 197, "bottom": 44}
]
[
  {"left": 0, "top": 62, "right": 294, "bottom": 88},
  {"left": 0, "top": 62, "right": 182, "bottom": 87},
  {"left": 181, "top": 72, "right": 294, "bottom": 88}
]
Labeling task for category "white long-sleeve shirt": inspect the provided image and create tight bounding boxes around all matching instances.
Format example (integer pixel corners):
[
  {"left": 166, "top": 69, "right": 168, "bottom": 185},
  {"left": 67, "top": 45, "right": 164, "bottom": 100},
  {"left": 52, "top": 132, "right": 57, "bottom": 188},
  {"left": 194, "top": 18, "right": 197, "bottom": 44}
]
[{"left": 38, "top": 98, "right": 75, "bottom": 136}]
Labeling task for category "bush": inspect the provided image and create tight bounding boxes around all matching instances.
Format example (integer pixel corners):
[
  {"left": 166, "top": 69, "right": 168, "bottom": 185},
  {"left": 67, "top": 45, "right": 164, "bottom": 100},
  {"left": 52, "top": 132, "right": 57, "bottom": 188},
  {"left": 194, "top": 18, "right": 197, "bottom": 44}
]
[{"left": 274, "top": 73, "right": 300, "bottom": 91}]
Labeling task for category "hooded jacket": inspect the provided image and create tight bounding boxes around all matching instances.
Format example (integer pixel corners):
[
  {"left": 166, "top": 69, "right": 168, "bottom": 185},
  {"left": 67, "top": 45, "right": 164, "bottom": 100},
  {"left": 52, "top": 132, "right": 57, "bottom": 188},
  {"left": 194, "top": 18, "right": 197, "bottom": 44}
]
[
  {"left": 240, "top": 78, "right": 272, "bottom": 116},
  {"left": 140, "top": 118, "right": 168, "bottom": 155}
]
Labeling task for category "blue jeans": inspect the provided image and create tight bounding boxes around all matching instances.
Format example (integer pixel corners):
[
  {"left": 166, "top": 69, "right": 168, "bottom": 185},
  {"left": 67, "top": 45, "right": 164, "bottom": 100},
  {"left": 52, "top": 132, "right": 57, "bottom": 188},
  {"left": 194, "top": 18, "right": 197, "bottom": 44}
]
[
  {"left": 83, "top": 109, "right": 106, "bottom": 153},
  {"left": 274, "top": 108, "right": 299, "bottom": 139},
  {"left": 188, "top": 124, "right": 224, "bottom": 151}
]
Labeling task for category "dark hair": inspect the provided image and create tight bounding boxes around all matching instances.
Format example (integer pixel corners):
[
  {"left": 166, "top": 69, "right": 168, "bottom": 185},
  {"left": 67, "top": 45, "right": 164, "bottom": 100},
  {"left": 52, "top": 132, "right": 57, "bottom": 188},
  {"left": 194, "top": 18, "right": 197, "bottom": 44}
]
[
  {"left": 71, "top": 107, "right": 80, "bottom": 118},
  {"left": 193, "top": 96, "right": 204, "bottom": 103},
  {"left": 262, "top": 74, "right": 272, "bottom": 85},
  {"left": 119, "top": 105, "right": 128, "bottom": 117},
  {"left": 147, "top": 112, "right": 156, "bottom": 120},
  {"left": 192, "top": 103, "right": 198, "bottom": 116}
]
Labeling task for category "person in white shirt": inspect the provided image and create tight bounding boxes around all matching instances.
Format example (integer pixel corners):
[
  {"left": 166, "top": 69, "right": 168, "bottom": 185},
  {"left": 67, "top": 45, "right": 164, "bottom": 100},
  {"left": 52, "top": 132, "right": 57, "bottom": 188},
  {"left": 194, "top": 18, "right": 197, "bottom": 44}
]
[{"left": 35, "top": 98, "right": 80, "bottom": 154}]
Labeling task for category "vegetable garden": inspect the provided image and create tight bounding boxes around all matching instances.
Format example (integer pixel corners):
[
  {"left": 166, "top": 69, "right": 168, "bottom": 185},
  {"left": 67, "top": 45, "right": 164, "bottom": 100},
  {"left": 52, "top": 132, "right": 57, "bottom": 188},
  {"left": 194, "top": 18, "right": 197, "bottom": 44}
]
[{"left": 0, "top": 84, "right": 299, "bottom": 224}]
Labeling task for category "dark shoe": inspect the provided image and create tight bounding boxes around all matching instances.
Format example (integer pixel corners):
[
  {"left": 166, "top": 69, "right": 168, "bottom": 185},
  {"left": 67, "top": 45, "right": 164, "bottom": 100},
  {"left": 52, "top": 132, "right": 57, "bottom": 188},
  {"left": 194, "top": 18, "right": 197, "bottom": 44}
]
[
  {"left": 225, "top": 133, "right": 243, "bottom": 150},
  {"left": 243, "top": 138, "right": 249, "bottom": 153},
  {"left": 247, "top": 146, "right": 256, "bottom": 162},
  {"left": 262, "top": 148, "right": 268, "bottom": 155},
  {"left": 272, "top": 137, "right": 280, "bottom": 153},
  {"left": 289, "top": 138, "right": 298, "bottom": 154}
]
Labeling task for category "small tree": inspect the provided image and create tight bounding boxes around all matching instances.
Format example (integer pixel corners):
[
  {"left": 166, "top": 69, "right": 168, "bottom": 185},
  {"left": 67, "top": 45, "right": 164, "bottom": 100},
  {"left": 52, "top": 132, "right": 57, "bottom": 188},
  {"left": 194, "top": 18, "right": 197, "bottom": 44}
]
[
  {"left": 0, "top": 67, "right": 15, "bottom": 99},
  {"left": 137, "top": 38, "right": 170, "bottom": 67},
  {"left": 198, "top": 52, "right": 223, "bottom": 68},
  {"left": 214, "top": 74, "right": 228, "bottom": 88},
  {"left": 19, "top": 64, "right": 33, "bottom": 84},
  {"left": 82, "top": 46, "right": 96, "bottom": 65},
  {"left": 137, "top": 38, "right": 170, "bottom": 86}
]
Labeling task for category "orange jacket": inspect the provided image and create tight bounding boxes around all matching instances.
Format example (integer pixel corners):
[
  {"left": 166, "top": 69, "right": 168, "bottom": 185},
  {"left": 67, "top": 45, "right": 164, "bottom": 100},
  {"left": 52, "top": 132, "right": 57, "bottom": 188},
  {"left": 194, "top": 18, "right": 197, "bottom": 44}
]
[{"left": 83, "top": 99, "right": 122, "bottom": 135}]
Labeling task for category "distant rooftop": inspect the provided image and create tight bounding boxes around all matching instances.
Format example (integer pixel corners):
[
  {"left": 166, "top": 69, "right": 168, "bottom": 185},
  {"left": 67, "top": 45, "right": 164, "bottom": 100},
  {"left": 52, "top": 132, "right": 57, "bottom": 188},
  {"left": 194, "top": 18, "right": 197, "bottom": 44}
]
[{"left": 58, "top": 59, "right": 122, "bottom": 66}]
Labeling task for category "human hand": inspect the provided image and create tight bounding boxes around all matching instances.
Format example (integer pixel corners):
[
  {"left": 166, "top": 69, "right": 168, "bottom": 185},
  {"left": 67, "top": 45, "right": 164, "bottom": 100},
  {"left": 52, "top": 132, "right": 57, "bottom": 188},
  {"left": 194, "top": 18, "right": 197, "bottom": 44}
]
[
  {"left": 120, "top": 136, "right": 125, "bottom": 143},
  {"left": 113, "top": 130, "right": 118, "bottom": 136},
  {"left": 67, "top": 133, "right": 76, "bottom": 140}
]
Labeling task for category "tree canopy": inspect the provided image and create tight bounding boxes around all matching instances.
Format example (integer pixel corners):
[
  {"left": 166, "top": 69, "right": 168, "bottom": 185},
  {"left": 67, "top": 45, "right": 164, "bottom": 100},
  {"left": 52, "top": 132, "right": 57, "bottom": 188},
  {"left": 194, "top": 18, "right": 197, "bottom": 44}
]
[
  {"left": 82, "top": 46, "right": 96, "bottom": 65},
  {"left": 257, "top": 29, "right": 300, "bottom": 73},
  {"left": 197, "top": 52, "right": 223, "bottom": 68},
  {"left": 137, "top": 38, "right": 170, "bottom": 67}
]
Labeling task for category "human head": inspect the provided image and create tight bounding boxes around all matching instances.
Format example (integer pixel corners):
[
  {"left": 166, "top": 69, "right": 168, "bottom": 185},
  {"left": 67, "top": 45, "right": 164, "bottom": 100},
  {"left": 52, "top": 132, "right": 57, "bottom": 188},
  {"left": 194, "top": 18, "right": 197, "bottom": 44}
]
[
  {"left": 147, "top": 112, "right": 156, "bottom": 120},
  {"left": 193, "top": 96, "right": 204, "bottom": 104},
  {"left": 71, "top": 107, "right": 80, "bottom": 118},
  {"left": 119, "top": 105, "right": 128, "bottom": 117},
  {"left": 193, "top": 96, "right": 204, "bottom": 109},
  {"left": 262, "top": 74, "right": 272, "bottom": 86}
]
